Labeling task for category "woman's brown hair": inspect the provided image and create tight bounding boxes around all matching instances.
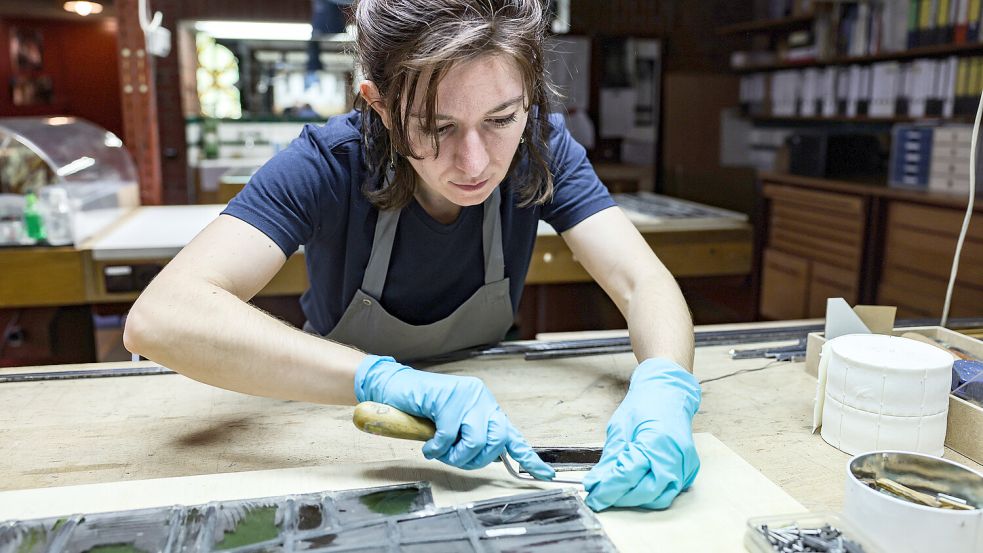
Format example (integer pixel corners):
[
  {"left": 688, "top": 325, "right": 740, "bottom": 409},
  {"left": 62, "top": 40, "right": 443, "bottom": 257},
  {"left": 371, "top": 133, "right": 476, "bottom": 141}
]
[{"left": 352, "top": 0, "right": 557, "bottom": 210}]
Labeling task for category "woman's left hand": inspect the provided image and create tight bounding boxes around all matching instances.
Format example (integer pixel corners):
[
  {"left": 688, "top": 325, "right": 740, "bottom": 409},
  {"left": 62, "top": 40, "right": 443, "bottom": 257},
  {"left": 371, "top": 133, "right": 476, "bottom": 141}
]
[{"left": 582, "top": 357, "right": 702, "bottom": 511}]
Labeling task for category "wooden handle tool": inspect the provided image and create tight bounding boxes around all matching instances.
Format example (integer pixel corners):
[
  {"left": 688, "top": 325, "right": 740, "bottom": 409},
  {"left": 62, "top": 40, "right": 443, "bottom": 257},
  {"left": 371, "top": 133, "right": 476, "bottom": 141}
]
[
  {"left": 353, "top": 401, "right": 436, "bottom": 442},
  {"left": 352, "top": 401, "right": 582, "bottom": 485}
]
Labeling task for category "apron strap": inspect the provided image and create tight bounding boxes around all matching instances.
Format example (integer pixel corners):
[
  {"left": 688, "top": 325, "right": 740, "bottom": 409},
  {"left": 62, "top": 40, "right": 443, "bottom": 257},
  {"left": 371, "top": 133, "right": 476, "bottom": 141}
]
[
  {"left": 482, "top": 187, "right": 505, "bottom": 284},
  {"left": 361, "top": 186, "right": 505, "bottom": 297},
  {"left": 361, "top": 208, "right": 400, "bottom": 299}
]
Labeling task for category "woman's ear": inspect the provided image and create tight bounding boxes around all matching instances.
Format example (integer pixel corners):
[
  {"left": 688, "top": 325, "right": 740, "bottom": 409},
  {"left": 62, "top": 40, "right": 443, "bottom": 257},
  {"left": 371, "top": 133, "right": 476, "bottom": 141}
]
[{"left": 358, "top": 80, "right": 391, "bottom": 129}]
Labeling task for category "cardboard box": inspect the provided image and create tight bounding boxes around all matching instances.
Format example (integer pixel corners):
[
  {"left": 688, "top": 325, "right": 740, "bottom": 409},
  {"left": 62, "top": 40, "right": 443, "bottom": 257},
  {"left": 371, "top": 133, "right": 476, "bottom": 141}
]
[{"left": 805, "top": 326, "right": 983, "bottom": 465}]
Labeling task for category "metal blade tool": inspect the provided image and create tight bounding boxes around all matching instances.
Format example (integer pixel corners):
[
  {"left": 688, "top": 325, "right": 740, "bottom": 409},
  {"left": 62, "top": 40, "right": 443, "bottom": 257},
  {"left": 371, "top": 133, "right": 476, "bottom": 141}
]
[{"left": 353, "top": 401, "right": 590, "bottom": 485}]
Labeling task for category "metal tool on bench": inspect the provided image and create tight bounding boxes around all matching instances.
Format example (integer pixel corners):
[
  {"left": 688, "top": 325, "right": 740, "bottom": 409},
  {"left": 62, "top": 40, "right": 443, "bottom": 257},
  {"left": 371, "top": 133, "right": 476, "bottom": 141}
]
[
  {"left": 729, "top": 337, "right": 808, "bottom": 362},
  {"left": 352, "top": 401, "right": 591, "bottom": 485}
]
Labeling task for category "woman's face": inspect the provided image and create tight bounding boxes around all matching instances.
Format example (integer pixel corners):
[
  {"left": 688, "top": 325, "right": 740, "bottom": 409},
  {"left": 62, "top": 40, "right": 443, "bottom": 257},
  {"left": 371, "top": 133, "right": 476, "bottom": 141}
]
[{"left": 404, "top": 55, "right": 528, "bottom": 218}]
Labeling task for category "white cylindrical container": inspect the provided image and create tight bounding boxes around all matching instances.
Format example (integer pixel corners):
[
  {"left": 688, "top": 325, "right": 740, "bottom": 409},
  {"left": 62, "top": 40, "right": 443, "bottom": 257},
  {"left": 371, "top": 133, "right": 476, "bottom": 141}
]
[
  {"left": 844, "top": 451, "right": 983, "bottom": 553},
  {"left": 820, "top": 334, "right": 953, "bottom": 455}
]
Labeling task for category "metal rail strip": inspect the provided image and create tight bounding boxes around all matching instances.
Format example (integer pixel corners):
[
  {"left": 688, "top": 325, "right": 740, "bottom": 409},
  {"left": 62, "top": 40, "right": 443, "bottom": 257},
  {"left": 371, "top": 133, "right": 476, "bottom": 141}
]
[
  {"left": 3, "top": 318, "right": 982, "bottom": 382},
  {"left": 0, "top": 365, "right": 175, "bottom": 383}
]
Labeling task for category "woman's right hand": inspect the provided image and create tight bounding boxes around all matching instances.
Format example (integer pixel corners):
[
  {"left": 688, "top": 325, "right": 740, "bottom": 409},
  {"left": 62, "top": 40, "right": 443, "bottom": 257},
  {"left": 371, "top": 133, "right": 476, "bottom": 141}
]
[{"left": 355, "top": 355, "right": 555, "bottom": 479}]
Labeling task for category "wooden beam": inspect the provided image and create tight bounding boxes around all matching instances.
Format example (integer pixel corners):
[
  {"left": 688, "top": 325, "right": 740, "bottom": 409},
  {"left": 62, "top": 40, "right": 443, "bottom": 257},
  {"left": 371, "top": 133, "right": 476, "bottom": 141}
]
[{"left": 116, "top": 0, "right": 163, "bottom": 205}]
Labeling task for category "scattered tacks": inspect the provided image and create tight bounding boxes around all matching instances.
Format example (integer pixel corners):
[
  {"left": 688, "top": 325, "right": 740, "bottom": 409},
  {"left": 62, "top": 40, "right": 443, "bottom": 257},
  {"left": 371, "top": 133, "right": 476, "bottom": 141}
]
[{"left": 757, "top": 523, "right": 867, "bottom": 553}]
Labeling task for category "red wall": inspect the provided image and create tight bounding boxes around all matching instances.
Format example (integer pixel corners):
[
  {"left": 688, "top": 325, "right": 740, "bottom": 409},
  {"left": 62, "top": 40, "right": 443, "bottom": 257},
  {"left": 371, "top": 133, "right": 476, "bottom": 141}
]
[{"left": 0, "top": 17, "right": 123, "bottom": 138}]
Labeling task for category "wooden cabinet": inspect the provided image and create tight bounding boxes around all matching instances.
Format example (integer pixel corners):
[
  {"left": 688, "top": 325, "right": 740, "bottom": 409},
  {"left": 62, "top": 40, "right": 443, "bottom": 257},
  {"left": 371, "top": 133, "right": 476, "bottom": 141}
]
[
  {"left": 757, "top": 172, "right": 983, "bottom": 321},
  {"left": 877, "top": 202, "right": 983, "bottom": 318},
  {"left": 759, "top": 182, "right": 867, "bottom": 319}
]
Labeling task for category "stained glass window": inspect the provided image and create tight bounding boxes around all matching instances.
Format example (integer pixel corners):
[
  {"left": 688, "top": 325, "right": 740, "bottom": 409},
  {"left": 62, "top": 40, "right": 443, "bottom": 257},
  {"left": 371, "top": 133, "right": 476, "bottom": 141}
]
[{"left": 196, "top": 34, "right": 242, "bottom": 119}]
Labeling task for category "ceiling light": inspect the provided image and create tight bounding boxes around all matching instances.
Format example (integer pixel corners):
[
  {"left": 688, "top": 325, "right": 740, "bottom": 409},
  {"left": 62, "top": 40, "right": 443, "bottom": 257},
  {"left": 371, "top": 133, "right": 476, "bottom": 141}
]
[
  {"left": 46, "top": 117, "right": 75, "bottom": 126},
  {"left": 63, "top": 1, "right": 104, "bottom": 16}
]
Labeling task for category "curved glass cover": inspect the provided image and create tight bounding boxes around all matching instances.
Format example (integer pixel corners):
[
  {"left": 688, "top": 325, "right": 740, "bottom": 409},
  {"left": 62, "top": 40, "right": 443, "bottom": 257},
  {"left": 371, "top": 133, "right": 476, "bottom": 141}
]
[
  {"left": 0, "top": 116, "right": 139, "bottom": 246},
  {"left": 0, "top": 116, "right": 137, "bottom": 194}
]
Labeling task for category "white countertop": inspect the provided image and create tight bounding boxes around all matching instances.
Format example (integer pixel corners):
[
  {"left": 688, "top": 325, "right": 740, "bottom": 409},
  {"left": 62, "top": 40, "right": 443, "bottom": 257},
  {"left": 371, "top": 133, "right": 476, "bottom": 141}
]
[
  {"left": 87, "top": 205, "right": 225, "bottom": 261},
  {"left": 86, "top": 199, "right": 750, "bottom": 260}
]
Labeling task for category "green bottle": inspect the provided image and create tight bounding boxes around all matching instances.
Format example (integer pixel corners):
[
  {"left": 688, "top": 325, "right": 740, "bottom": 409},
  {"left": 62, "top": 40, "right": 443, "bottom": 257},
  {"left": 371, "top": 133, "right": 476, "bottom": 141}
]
[{"left": 23, "top": 191, "right": 46, "bottom": 242}]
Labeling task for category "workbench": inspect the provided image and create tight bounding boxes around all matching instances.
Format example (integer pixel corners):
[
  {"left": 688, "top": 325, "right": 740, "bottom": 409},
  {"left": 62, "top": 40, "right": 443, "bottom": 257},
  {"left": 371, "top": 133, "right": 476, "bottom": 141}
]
[
  {"left": 0, "top": 200, "right": 752, "bottom": 364},
  {"left": 2, "top": 323, "right": 980, "bottom": 551},
  {"left": 1, "top": 201, "right": 751, "bottom": 308}
]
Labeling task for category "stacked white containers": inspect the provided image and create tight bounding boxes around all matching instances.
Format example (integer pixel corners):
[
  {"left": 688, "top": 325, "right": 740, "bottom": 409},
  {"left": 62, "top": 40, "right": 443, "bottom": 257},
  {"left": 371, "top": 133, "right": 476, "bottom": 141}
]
[{"left": 819, "top": 334, "right": 955, "bottom": 456}]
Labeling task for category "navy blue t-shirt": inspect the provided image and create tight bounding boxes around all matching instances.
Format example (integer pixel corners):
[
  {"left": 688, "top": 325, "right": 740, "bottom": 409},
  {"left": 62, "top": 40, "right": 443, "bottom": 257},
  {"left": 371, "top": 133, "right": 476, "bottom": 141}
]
[{"left": 223, "top": 110, "right": 615, "bottom": 334}]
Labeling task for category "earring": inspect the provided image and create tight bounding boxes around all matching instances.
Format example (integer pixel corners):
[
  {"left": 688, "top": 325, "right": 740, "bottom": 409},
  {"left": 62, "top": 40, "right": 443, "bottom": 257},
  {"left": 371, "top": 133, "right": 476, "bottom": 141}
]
[
  {"left": 519, "top": 136, "right": 525, "bottom": 144},
  {"left": 389, "top": 144, "right": 397, "bottom": 169}
]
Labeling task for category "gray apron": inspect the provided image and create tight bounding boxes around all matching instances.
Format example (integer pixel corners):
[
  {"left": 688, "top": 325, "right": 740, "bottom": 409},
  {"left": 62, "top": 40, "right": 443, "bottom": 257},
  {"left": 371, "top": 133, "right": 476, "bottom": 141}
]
[{"left": 309, "top": 187, "right": 514, "bottom": 362}]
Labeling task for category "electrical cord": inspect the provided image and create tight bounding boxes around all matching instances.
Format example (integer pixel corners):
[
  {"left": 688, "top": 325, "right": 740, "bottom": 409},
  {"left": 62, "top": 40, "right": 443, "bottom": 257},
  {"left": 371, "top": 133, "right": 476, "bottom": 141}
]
[
  {"left": 941, "top": 87, "right": 981, "bottom": 327},
  {"left": 699, "top": 359, "right": 785, "bottom": 385}
]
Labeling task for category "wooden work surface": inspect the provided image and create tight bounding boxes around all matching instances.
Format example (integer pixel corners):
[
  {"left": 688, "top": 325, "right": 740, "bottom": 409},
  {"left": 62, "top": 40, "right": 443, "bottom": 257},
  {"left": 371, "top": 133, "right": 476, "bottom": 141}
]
[
  {"left": 4, "top": 326, "right": 979, "bottom": 507},
  {"left": 3, "top": 327, "right": 982, "bottom": 549}
]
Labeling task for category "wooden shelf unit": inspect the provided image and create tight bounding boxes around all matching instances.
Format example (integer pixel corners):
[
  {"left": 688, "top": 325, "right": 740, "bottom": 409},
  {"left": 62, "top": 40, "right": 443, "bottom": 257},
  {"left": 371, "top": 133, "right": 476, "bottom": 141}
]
[
  {"left": 735, "top": 41, "right": 983, "bottom": 73},
  {"left": 748, "top": 114, "right": 973, "bottom": 124},
  {"left": 717, "top": 14, "right": 814, "bottom": 36},
  {"left": 729, "top": 11, "right": 983, "bottom": 124}
]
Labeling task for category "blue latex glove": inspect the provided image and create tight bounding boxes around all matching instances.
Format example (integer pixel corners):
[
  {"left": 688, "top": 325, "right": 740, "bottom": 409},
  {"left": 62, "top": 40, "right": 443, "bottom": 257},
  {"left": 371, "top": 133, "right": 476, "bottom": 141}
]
[
  {"left": 355, "top": 355, "right": 555, "bottom": 480},
  {"left": 583, "top": 357, "right": 702, "bottom": 511}
]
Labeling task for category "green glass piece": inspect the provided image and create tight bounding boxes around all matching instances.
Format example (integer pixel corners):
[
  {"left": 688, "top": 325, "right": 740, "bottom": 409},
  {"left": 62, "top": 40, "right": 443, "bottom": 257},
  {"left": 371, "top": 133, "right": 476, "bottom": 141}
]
[
  {"left": 214, "top": 506, "right": 279, "bottom": 550},
  {"left": 358, "top": 488, "right": 423, "bottom": 516}
]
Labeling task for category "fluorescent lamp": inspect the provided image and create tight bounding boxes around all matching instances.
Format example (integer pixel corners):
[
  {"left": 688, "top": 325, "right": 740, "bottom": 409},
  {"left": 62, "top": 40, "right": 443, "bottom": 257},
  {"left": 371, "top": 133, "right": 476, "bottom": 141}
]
[{"left": 194, "top": 21, "right": 314, "bottom": 41}]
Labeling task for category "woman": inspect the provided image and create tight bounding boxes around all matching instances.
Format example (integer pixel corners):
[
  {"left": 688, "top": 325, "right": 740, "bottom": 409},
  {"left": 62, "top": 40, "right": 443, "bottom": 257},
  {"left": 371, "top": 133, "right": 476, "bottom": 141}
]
[{"left": 124, "top": 0, "right": 701, "bottom": 511}]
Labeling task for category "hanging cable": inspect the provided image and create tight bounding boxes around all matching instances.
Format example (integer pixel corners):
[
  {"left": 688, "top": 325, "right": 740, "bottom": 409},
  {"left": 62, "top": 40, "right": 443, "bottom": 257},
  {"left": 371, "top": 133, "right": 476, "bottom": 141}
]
[{"left": 941, "top": 87, "right": 982, "bottom": 327}]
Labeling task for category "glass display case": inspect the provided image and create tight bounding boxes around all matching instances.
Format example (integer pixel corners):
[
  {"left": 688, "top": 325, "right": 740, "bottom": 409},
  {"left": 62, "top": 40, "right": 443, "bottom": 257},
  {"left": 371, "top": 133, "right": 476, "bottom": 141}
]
[{"left": 0, "top": 116, "right": 139, "bottom": 246}]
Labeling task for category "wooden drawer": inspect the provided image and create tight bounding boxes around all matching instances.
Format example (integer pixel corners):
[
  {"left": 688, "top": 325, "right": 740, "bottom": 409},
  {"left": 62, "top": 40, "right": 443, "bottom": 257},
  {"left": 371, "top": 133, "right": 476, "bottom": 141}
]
[
  {"left": 877, "top": 280, "right": 939, "bottom": 318},
  {"left": 763, "top": 183, "right": 866, "bottom": 215},
  {"left": 768, "top": 228, "right": 863, "bottom": 271},
  {"left": 87, "top": 254, "right": 310, "bottom": 303},
  {"left": 763, "top": 183, "right": 866, "bottom": 270},
  {"left": 883, "top": 228, "right": 983, "bottom": 283},
  {"left": 770, "top": 203, "right": 863, "bottom": 237},
  {"left": 878, "top": 268, "right": 983, "bottom": 319},
  {"left": 879, "top": 201, "right": 983, "bottom": 319},
  {"left": 527, "top": 234, "right": 591, "bottom": 284},
  {"left": 0, "top": 248, "right": 88, "bottom": 307},
  {"left": 760, "top": 248, "right": 810, "bottom": 320},
  {"left": 887, "top": 202, "right": 983, "bottom": 242},
  {"left": 760, "top": 250, "right": 861, "bottom": 321},
  {"left": 807, "top": 262, "right": 859, "bottom": 317}
]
